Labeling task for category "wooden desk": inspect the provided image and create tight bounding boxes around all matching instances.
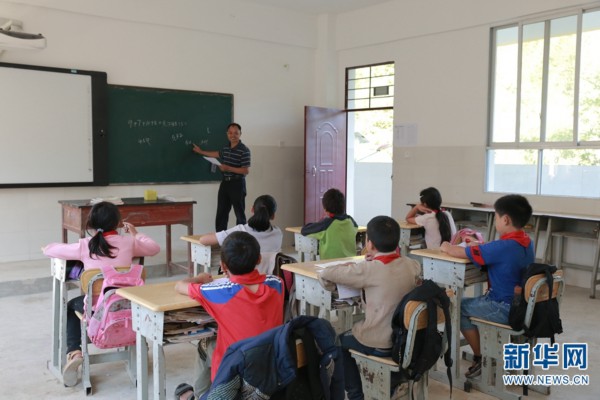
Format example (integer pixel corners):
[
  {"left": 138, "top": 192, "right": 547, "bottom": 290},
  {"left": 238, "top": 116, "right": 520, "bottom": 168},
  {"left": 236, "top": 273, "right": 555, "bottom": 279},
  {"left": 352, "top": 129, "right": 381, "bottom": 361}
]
[
  {"left": 398, "top": 221, "right": 423, "bottom": 257},
  {"left": 285, "top": 226, "right": 367, "bottom": 262},
  {"left": 281, "top": 256, "right": 363, "bottom": 334},
  {"left": 117, "top": 281, "right": 209, "bottom": 400},
  {"left": 180, "top": 235, "right": 220, "bottom": 275},
  {"left": 410, "top": 248, "right": 487, "bottom": 391},
  {"left": 60, "top": 198, "right": 196, "bottom": 276}
]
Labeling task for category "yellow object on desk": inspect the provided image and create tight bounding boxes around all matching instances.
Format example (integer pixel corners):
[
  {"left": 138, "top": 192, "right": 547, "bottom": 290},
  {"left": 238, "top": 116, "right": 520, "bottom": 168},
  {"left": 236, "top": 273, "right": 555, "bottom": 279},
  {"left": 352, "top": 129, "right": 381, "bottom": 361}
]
[{"left": 143, "top": 189, "right": 157, "bottom": 201}]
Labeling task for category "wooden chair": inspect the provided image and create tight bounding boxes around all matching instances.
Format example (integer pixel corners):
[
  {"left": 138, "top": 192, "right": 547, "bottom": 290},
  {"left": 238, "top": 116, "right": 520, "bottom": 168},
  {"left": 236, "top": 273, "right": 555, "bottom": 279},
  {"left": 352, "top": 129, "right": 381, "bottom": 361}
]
[
  {"left": 470, "top": 270, "right": 565, "bottom": 400},
  {"left": 350, "top": 292, "right": 452, "bottom": 400},
  {"left": 78, "top": 266, "right": 146, "bottom": 395}
]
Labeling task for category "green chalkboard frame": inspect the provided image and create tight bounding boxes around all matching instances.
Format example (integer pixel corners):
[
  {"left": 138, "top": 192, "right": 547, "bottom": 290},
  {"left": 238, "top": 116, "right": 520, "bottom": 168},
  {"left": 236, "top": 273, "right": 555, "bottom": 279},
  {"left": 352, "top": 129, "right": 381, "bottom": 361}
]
[{"left": 107, "top": 85, "right": 233, "bottom": 184}]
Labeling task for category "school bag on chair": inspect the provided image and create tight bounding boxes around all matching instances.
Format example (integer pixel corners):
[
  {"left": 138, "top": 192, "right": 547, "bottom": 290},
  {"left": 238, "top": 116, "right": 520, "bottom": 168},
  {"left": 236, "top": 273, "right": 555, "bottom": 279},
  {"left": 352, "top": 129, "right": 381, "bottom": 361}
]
[
  {"left": 508, "top": 262, "right": 563, "bottom": 343},
  {"left": 85, "top": 264, "right": 144, "bottom": 349},
  {"left": 391, "top": 279, "right": 453, "bottom": 390}
]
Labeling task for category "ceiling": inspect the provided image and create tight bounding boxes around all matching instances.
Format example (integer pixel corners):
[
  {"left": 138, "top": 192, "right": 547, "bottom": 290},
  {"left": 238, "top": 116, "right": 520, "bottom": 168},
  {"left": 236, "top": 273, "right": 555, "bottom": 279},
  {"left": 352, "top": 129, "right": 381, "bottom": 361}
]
[{"left": 239, "top": 0, "right": 393, "bottom": 15}]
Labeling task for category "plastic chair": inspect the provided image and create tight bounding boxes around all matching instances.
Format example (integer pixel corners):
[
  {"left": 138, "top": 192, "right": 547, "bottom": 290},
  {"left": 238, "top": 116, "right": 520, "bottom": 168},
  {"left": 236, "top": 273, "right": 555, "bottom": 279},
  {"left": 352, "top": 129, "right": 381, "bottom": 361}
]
[
  {"left": 78, "top": 266, "right": 147, "bottom": 395},
  {"left": 471, "top": 270, "right": 565, "bottom": 400}
]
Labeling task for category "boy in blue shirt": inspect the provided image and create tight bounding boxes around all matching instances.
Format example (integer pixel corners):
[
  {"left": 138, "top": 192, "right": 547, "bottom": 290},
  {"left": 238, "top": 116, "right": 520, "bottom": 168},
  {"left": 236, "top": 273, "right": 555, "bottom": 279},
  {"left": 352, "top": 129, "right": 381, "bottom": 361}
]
[
  {"left": 301, "top": 188, "right": 358, "bottom": 259},
  {"left": 440, "top": 194, "right": 534, "bottom": 378}
]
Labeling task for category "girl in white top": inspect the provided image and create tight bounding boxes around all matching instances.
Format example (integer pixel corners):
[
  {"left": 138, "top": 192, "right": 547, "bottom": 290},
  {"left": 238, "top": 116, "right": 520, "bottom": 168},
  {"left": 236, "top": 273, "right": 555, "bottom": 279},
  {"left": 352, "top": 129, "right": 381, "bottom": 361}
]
[
  {"left": 406, "top": 187, "right": 457, "bottom": 249},
  {"left": 199, "top": 194, "right": 283, "bottom": 274}
]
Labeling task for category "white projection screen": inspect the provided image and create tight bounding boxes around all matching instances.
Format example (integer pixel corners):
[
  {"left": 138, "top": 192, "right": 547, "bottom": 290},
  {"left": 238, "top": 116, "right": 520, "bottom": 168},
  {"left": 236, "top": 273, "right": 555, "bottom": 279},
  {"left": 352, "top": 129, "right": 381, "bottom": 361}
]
[{"left": 0, "top": 63, "right": 108, "bottom": 187}]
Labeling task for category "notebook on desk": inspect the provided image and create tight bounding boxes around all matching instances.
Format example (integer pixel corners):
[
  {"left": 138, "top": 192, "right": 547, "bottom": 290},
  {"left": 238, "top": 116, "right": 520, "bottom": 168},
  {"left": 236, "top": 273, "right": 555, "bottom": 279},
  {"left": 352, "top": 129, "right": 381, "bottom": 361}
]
[{"left": 315, "top": 260, "right": 361, "bottom": 300}]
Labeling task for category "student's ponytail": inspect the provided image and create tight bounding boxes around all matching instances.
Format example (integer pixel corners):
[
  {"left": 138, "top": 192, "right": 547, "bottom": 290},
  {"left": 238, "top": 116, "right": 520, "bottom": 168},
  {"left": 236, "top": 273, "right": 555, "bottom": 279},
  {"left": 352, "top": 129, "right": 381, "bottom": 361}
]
[
  {"left": 436, "top": 212, "right": 452, "bottom": 243},
  {"left": 86, "top": 202, "right": 119, "bottom": 259},
  {"left": 248, "top": 195, "right": 277, "bottom": 232},
  {"left": 419, "top": 187, "right": 452, "bottom": 243}
]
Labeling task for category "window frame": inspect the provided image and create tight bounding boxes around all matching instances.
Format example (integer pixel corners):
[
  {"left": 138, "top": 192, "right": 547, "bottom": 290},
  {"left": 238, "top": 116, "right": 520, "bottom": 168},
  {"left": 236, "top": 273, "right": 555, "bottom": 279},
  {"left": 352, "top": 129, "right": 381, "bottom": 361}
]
[
  {"left": 345, "top": 61, "right": 395, "bottom": 112},
  {"left": 486, "top": 7, "right": 600, "bottom": 198}
]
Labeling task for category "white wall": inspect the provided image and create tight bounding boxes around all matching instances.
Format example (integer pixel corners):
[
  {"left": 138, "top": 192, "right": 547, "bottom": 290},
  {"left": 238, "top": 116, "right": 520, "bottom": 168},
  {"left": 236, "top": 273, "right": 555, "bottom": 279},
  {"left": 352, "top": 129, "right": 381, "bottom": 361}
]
[
  {"left": 334, "top": 0, "right": 600, "bottom": 218},
  {"left": 3, "top": 0, "right": 600, "bottom": 287},
  {"left": 334, "top": 0, "right": 600, "bottom": 288},
  {"left": 0, "top": 0, "right": 318, "bottom": 263}
]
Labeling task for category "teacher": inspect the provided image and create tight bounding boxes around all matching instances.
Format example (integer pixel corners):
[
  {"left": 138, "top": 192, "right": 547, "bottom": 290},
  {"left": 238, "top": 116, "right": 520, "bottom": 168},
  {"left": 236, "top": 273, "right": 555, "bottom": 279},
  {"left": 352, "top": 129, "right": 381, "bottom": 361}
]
[{"left": 193, "top": 123, "right": 251, "bottom": 231}]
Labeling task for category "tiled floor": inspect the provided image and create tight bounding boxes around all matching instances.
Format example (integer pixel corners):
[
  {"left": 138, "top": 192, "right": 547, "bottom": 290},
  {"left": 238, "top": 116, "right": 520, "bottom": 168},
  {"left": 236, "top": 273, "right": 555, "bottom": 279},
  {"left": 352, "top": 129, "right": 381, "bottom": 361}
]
[{"left": 0, "top": 259, "right": 598, "bottom": 399}]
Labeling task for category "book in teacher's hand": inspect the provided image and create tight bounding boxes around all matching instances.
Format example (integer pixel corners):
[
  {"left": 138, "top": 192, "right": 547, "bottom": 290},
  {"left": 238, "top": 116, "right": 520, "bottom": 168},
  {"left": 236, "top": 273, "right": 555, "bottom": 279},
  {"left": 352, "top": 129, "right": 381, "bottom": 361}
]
[{"left": 203, "top": 156, "right": 221, "bottom": 166}]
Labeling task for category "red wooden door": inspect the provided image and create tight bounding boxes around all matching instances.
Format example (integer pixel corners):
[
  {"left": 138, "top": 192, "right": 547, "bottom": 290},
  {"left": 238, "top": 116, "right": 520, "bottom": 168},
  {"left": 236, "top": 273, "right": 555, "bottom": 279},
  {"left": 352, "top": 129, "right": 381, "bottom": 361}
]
[{"left": 304, "top": 106, "right": 347, "bottom": 224}]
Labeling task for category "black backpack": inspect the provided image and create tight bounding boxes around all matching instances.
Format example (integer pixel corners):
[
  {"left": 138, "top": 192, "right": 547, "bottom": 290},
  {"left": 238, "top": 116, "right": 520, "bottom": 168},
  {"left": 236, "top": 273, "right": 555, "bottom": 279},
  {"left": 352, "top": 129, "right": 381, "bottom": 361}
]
[
  {"left": 272, "top": 327, "right": 324, "bottom": 400},
  {"left": 274, "top": 253, "right": 298, "bottom": 321},
  {"left": 508, "top": 263, "right": 563, "bottom": 343},
  {"left": 391, "top": 280, "right": 453, "bottom": 388}
]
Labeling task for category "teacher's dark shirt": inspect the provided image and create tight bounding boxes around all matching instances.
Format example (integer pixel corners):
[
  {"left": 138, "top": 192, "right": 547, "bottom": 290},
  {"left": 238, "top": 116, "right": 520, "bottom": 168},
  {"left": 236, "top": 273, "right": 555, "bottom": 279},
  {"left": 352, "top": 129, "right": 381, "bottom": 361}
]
[{"left": 219, "top": 141, "right": 251, "bottom": 179}]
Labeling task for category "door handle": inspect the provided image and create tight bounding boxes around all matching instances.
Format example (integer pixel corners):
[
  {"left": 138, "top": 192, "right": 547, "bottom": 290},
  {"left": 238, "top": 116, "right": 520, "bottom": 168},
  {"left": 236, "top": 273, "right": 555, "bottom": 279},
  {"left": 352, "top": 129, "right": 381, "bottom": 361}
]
[{"left": 312, "top": 166, "right": 316, "bottom": 176}]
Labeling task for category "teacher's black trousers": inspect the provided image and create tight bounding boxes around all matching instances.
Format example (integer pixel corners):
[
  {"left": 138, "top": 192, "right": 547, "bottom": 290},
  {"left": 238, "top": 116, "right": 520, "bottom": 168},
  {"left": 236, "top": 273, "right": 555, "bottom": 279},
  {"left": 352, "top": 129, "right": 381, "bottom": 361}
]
[{"left": 215, "top": 179, "right": 247, "bottom": 231}]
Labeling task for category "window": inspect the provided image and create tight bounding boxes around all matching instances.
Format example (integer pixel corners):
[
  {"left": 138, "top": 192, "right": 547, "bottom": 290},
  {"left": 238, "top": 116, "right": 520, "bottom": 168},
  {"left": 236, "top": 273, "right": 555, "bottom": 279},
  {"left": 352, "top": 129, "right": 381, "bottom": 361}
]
[
  {"left": 487, "top": 8, "right": 600, "bottom": 198},
  {"left": 346, "top": 62, "right": 394, "bottom": 163},
  {"left": 346, "top": 62, "right": 394, "bottom": 110},
  {"left": 345, "top": 62, "right": 394, "bottom": 225}
]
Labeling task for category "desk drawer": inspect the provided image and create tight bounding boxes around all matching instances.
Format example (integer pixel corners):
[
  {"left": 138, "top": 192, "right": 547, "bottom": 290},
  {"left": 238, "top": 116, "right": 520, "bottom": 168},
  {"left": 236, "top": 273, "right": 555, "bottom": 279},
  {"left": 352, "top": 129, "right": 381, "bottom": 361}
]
[
  {"left": 62, "top": 205, "right": 91, "bottom": 233},
  {"left": 119, "top": 204, "right": 193, "bottom": 226}
]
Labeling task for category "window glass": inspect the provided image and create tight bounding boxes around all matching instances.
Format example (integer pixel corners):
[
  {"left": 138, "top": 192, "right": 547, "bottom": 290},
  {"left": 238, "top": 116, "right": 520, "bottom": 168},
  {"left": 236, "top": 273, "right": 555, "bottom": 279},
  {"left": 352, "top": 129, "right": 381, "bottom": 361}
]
[
  {"left": 546, "top": 16, "right": 577, "bottom": 142},
  {"left": 488, "top": 9, "right": 600, "bottom": 198},
  {"left": 487, "top": 149, "right": 537, "bottom": 194},
  {"left": 520, "top": 22, "right": 545, "bottom": 142},
  {"left": 491, "top": 27, "right": 518, "bottom": 143},
  {"left": 579, "top": 10, "right": 600, "bottom": 141},
  {"left": 541, "top": 149, "right": 600, "bottom": 197},
  {"left": 346, "top": 63, "right": 394, "bottom": 110}
]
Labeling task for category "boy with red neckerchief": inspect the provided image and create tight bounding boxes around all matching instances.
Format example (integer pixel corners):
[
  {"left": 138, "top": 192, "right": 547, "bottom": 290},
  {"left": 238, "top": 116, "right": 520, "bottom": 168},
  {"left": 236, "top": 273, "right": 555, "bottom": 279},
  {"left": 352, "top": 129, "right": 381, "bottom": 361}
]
[
  {"left": 174, "top": 231, "right": 283, "bottom": 400},
  {"left": 318, "top": 216, "right": 421, "bottom": 400},
  {"left": 441, "top": 194, "right": 534, "bottom": 379}
]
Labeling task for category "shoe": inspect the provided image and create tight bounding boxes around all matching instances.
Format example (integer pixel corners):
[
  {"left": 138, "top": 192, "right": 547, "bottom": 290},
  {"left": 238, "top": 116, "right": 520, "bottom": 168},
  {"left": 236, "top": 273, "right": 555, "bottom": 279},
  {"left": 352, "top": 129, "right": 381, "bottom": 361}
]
[
  {"left": 391, "top": 383, "right": 409, "bottom": 400},
  {"left": 63, "top": 350, "right": 83, "bottom": 387},
  {"left": 174, "top": 383, "right": 195, "bottom": 400},
  {"left": 465, "top": 358, "right": 482, "bottom": 379}
]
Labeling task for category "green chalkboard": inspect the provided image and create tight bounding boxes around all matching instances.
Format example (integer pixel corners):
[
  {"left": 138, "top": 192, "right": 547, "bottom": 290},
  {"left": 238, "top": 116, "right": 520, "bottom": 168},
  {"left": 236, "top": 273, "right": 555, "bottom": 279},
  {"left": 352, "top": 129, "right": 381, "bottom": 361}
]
[{"left": 107, "top": 85, "right": 233, "bottom": 184}]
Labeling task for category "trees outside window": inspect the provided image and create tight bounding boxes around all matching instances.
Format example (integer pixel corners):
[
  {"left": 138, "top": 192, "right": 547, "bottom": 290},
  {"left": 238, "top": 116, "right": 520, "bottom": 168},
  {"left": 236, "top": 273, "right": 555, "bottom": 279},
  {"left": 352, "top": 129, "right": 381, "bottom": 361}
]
[{"left": 488, "top": 9, "right": 600, "bottom": 198}]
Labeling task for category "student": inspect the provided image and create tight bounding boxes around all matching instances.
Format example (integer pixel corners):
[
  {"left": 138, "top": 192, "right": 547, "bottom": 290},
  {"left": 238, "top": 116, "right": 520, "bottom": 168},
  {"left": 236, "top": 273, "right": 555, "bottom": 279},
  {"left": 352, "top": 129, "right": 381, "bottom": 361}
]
[
  {"left": 198, "top": 194, "right": 282, "bottom": 274},
  {"left": 405, "top": 186, "right": 457, "bottom": 249},
  {"left": 192, "top": 122, "right": 250, "bottom": 231},
  {"left": 318, "top": 216, "right": 421, "bottom": 400},
  {"left": 301, "top": 188, "right": 358, "bottom": 260},
  {"left": 174, "top": 231, "right": 284, "bottom": 400},
  {"left": 440, "top": 194, "right": 534, "bottom": 378},
  {"left": 43, "top": 201, "right": 160, "bottom": 387}
]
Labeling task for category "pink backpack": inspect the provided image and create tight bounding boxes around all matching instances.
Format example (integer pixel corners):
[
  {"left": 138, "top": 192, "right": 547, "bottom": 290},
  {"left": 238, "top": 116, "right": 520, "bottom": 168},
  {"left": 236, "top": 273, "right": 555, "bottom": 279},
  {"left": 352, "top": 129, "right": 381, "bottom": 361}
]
[
  {"left": 86, "top": 264, "right": 144, "bottom": 349},
  {"left": 450, "top": 228, "right": 485, "bottom": 246}
]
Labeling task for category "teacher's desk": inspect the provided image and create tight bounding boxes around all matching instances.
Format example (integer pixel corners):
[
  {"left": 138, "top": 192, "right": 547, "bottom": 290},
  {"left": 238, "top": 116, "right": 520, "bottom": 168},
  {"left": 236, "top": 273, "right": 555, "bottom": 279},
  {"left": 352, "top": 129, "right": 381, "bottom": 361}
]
[{"left": 59, "top": 198, "right": 196, "bottom": 276}]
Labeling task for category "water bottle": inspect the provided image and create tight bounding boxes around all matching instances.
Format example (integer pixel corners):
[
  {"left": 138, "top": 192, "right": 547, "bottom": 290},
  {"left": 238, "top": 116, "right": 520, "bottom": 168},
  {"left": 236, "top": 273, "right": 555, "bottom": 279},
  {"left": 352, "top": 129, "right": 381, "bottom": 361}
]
[{"left": 512, "top": 285, "right": 522, "bottom": 307}]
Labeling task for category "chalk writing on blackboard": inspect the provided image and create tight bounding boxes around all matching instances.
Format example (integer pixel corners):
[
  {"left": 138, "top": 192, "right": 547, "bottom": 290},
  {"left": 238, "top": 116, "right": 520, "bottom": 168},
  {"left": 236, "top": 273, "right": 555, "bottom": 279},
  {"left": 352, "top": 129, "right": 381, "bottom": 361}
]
[
  {"left": 108, "top": 85, "right": 233, "bottom": 184},
  {"left": 127, "top": 119, "right": 189, "bottom": 129}
]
